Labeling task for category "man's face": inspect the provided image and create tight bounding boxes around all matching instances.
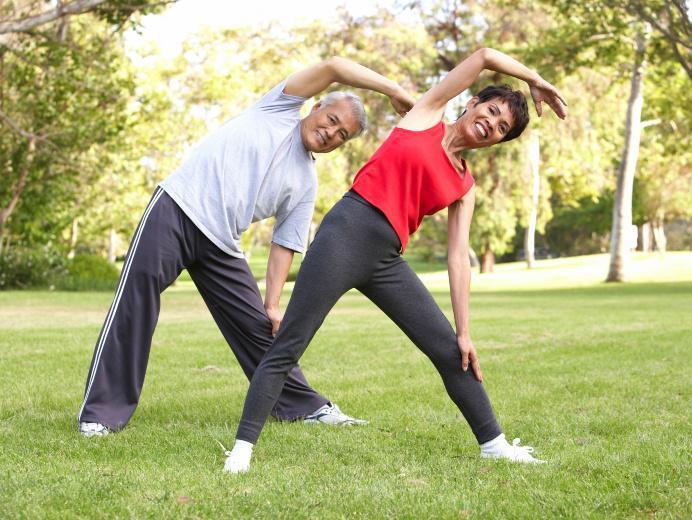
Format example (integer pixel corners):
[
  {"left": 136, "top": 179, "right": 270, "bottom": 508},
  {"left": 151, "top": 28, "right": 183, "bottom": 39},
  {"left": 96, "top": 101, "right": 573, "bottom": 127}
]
[
  {"left": 300, "top": 99, "right": 362, "bottom": 153},
  {"left": 456, "top": 97, "right": 515, "bottom": 149}
]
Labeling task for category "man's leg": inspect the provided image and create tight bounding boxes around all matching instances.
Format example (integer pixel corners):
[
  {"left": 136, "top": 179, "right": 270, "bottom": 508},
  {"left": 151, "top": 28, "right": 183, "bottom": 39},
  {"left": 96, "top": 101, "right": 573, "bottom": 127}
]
[
  {"left": 187, "top": 239, "right": 328, "bottom": 420},
  {"left": 358, "top": 256, "right": 502, "bottom": 444},
  {"left": 77, "top": 188, "right": 193, "bottom": 431}
]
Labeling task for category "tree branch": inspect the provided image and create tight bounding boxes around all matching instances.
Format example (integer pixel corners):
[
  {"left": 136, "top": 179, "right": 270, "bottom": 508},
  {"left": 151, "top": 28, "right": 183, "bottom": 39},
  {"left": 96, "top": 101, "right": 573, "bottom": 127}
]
[
  {"left": 0, "top": 108, "right": 56, "bottom": 146},
  {"left": 0, "top": 0, "right": 107, "bottom": 35},
  {"left": 0, "top": 42, "right": 50, "bottom": 74},
  {"left": 0, "top": 136, "right": 34, "bottom": 226},
  {"left": 629, "top": 0, "right": 691, "bottom": 50}
]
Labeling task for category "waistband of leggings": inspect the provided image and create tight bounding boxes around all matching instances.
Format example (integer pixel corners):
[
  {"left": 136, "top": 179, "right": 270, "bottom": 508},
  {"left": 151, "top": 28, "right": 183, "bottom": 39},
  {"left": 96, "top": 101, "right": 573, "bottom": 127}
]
[
  {"left": 344, "top": 189, "right": 375, "bottom": 208},
  {"left": 343, "top": 190, "right": 402, "bottom": 254}
]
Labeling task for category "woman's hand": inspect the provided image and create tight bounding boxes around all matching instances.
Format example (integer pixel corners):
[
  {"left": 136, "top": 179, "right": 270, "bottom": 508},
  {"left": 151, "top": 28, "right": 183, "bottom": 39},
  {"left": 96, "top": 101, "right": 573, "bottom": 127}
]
[
  {"left": 457, "top": 333, "right": 483, "bottom": 382},
  {"left": 529, "top": 77, "right": 568, "bottom": 119},
  {"left": 390, "top": 87, "right": 416, "bottom": 117}
]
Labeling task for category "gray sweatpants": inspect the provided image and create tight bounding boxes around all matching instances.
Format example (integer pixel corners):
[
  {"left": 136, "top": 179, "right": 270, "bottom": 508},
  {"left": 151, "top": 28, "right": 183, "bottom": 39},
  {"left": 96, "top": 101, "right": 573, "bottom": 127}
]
[
  {"left": 236, "top": 192, "right": 502, "bottom": 444},
  {"left": 77, "top": 187, "right": 328, "bottom": 431}
]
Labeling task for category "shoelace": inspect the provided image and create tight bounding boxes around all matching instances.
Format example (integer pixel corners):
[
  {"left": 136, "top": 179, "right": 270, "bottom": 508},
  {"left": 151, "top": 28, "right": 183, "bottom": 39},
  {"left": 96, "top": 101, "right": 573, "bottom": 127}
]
[
  {"left": 511, "top": 438, "right": 535, "bottom": 457},
  {"left": 217, "top": 440, "right": 232, "bottom": 457}
]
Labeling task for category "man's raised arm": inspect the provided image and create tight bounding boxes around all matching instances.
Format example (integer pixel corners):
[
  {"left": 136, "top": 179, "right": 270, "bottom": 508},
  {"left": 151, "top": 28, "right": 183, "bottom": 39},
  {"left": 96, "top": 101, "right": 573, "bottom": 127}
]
[{"left": 284, "top": 57, "right": 415, "bottom": 116}]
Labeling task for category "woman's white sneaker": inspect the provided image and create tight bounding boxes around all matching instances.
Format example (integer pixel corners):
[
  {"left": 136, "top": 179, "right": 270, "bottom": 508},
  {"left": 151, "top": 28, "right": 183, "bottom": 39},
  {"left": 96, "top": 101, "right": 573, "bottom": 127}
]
[
  {"left": 222, "top": 440, "right": 253, "bottom": 473},
  {"left": 480, "top": 433, "right": 546, "bottom": 464}
]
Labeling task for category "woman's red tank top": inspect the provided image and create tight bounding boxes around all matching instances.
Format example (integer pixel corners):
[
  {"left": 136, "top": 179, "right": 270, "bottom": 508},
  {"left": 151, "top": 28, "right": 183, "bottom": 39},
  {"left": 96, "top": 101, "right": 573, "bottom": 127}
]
[{"left": 351, "top": 121, "right": 475, "bottom": 253}]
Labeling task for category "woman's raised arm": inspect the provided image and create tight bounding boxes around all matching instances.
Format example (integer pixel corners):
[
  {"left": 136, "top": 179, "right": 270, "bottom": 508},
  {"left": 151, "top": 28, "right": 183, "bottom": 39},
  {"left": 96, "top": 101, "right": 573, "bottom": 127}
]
[{"left": 401, "top": 48, "right": 567, "bottom": 129}]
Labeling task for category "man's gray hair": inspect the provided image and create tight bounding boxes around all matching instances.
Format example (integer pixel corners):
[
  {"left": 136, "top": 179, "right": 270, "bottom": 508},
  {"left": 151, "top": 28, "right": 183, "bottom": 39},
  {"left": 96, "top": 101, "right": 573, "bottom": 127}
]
[{"left": 320, "top": 91, "right": 367, "bottom": 137}]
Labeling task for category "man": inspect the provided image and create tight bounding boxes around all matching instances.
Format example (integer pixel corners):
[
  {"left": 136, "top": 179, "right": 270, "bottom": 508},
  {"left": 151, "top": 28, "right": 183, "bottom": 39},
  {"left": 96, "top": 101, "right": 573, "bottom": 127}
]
[{"left": 78, "top": 57, "right": 415, "bottom": 436}]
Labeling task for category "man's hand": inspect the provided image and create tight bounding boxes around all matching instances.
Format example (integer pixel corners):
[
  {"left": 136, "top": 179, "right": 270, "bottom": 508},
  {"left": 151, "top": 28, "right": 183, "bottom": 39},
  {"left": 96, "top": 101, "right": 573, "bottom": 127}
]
[
  {"left": 529, "top": 77, "right": 568, "bottom": 119},
  {"left": 265, "top": 306, "right": 284, "bottom": 337},
  {"left": 457, "top": 333, "right": 483, "bottom": 382},
  {"left": 390, "top": 88, "right": 416, "bottom": 117}
]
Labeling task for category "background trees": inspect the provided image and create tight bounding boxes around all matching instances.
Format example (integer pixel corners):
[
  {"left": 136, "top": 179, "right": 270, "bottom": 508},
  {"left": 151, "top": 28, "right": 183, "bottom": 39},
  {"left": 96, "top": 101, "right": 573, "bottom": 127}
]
[{"left": 0, "top": 0, "right": 689, "bottom": 286}]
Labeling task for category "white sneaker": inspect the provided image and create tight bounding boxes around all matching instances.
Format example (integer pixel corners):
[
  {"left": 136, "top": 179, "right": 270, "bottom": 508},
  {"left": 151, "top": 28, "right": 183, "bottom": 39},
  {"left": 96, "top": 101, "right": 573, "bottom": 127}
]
[
  {"left": 303, "top": 402, "right": 368, "bottom": 426},
  {"left": 480, "top": 434, "right": 546, "bottom": 464},
  {"left": 221, "top": 440, "right": 253, "bottom": 474},
  {"left": 79, "top": 421, "right": 110, "bottom": 437}
]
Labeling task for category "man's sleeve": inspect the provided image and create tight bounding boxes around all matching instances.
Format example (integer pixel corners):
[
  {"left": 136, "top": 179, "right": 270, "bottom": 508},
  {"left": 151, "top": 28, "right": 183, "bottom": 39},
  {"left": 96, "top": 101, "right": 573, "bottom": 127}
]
[
  {"left": 253, "top": 79, "right": 307, "bottom": 116},
  {"left": 271, "top": 197, "right": 315, "bottom": 254}
]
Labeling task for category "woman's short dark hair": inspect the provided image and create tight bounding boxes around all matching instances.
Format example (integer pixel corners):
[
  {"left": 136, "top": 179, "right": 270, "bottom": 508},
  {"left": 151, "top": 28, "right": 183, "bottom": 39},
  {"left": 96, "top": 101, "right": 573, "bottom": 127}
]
[{"left": 475, "top": 84, "right": 529, "bottom": 142}]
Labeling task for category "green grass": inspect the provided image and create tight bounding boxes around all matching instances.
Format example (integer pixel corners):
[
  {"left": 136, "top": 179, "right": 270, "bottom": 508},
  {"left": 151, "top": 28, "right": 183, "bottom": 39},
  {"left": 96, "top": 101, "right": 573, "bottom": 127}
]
[{"left": 1, "top": 252, "right": 690, "bottom": 518}]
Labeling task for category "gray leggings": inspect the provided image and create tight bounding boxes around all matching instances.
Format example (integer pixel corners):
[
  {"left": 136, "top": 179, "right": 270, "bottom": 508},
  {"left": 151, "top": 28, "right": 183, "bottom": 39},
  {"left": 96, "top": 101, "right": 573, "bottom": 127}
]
[{"left": 237, "top": 192, "right": 502, "bottom": 444}]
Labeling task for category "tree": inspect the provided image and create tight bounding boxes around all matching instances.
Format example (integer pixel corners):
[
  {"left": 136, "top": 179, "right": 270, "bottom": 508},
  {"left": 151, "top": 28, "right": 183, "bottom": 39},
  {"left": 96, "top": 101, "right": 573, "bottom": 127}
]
[
  {"left": 607, "top": 26, "right": 649, "bottom": 281},
  {"left": 0, "top": 0, "right": 174, "bottom": 34},
  {"left": 530, "top": 0, "right": 690, "bottom": 280},
  {"left": 0, "top": 15, "right": 136, "bottom": 252},
  {"left": 523, "top": 131, "right": 540, "bottom": 268}
]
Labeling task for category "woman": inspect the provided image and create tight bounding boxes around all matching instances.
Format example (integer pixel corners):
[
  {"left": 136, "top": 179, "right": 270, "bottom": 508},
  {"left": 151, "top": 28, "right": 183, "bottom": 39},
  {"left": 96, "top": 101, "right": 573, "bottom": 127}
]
[{"left": 224, "top": 48, "right": 567, "bottom": 472}]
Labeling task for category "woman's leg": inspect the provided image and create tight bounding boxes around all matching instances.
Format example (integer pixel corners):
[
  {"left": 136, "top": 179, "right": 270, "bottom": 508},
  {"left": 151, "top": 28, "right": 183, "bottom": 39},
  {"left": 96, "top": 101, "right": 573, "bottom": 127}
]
[
  {"left": 188, "top": 243, "right": 328, "bottom": 421},
  {"left": 235, "top": 196, "right": 382, "bottom": 444},
  {"left": 358, "top": 256, "right": 502, "bottom": 444}
]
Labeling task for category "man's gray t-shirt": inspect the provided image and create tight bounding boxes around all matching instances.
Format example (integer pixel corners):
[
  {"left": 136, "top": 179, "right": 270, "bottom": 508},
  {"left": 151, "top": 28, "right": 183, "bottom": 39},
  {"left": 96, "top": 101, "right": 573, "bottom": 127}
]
[{"left": 160, "top": 80, "right": 316, "bottom": 258}]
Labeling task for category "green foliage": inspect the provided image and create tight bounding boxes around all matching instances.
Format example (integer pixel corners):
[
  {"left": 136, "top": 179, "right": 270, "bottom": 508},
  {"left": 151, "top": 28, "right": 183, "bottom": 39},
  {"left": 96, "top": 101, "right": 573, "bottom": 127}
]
[
  {"left": 0, "top": 15, "right": 137, "bottom": 247},
  {"left": 546, "top": 185, "right": 648, "bottom": 256},
  {"left": 0, "top": 245, "right": 66, "bottom": 289},
  {"left": 56, "top": 254, "right": 119, "bottom": 291},
  {"left": 546, "top": 195, "right": 613, "bottom": 256},
  {"left": 2, "top": 2, "right": 689, "bottom": 263}
]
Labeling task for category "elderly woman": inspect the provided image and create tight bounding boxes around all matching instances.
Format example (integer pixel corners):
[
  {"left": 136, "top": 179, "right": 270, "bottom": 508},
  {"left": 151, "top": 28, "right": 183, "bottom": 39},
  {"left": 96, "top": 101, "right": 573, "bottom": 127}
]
[{"left": 224, "top": 48, "right": 567, "bottom": 472}]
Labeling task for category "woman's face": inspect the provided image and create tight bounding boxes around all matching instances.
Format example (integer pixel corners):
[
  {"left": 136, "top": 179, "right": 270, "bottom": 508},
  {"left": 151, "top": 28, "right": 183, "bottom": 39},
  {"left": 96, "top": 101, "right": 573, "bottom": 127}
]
[{"left": 455, "top": 96, "right": 515, "bottom": 149}]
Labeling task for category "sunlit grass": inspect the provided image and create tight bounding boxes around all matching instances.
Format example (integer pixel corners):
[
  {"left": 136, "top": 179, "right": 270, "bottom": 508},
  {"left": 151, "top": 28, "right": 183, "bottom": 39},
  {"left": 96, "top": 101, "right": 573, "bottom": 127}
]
[{"left": 1, "top": 252, "right": 690, "bottom": 518}]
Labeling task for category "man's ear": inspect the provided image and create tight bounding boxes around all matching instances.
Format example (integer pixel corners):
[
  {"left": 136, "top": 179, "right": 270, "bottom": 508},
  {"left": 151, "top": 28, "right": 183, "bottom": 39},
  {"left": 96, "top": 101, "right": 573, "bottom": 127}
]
[{"left": 310, "top": 101, "right": 322, "bottom": 113}]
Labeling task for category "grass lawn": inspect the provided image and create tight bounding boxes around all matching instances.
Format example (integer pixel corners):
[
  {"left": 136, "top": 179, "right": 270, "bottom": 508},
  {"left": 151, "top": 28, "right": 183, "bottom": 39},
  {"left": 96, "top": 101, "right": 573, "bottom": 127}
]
[{"left": 1, "top": 252, "right": 690, "bottom": 518}]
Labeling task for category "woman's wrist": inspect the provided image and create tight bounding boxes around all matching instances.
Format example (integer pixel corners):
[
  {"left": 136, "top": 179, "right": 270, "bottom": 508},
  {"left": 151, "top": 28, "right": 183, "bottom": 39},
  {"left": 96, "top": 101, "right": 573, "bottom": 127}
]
[{"left": 526, "top": 72, "right": 542, "bottom": 87}]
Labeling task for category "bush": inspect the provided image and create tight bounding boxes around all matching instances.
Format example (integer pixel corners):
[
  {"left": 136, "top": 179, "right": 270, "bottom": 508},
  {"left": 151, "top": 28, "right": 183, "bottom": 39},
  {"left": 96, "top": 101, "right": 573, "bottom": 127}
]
[
  {"left": 0, "top": 246, "right": 67, "bottom": 290},
  {"left": 57, "top": 254, "right": 120, "bottom": 291}
]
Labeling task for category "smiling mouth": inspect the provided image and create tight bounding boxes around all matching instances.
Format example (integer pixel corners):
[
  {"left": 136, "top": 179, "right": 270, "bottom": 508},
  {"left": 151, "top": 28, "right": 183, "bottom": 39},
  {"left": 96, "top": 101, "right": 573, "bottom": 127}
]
[
  {"left": 474, "top": 121, "right": 488, "bottom": 139},
  {"left": 316, "top": 130, "right": 327, "bottom": 146}
]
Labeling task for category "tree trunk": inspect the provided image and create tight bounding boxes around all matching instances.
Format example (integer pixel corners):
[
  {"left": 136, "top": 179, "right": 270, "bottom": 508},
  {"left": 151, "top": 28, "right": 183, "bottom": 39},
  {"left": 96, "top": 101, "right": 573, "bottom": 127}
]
[
  {"left": 0, "top": 136, "right": 35, "bottom": 255},
  {"left": 639, "top": 222, "right": 652, "bottom": 252},
  {"left": 67, "top": 218, "right": 79, "bottom": 259},
  {"left": 480, "top": 243, "right": 495, "bottom": 274},
  {"left": 468, "top": 247, "right": 479, "bottom": 268},
  {"left": 108, "top": 227, "right": 118, "bottom": 263},
  {"left": 524, "top": 132, "right": 540, "bottom": 269},
  {"left": 652, "top": 210, "right": 667, "bottom": 252},
  {"left": 607, "top": 28, "right": 648, "bottom": 282}
]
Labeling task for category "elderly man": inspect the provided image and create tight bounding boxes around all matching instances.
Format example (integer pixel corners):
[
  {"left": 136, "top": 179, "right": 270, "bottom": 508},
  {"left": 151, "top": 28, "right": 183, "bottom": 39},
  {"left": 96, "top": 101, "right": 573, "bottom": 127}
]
[{"left": 78, "top": 57, "right": 415, "bottom": 436}]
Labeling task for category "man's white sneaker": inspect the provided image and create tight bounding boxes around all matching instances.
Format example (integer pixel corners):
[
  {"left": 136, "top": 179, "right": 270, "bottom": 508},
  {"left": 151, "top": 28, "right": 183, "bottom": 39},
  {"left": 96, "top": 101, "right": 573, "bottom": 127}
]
[
  {"left": 222, "top": 440, "right": 253, "bottom": 474},
  {"left": 303, "top": 402, "right": 368, "bottom": 426},
  {"left": 480, "top": 434, "right": 546, "bottom": 464},
  {"left": 79, "top": 421, "right": 110, "bottom": 437}
]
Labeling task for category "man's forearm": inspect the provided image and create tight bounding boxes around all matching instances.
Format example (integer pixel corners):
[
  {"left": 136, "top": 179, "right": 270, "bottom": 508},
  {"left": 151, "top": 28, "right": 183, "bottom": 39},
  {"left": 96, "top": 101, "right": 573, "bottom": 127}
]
[
  {"left": 284, "top": 56, "right": 409, "bottom": 101},
  {"left": 327, "top": 57, "right": 403, "bottom": 98},
  {"left": 264, "top": 243, "right": 294, "bottom": 311}
]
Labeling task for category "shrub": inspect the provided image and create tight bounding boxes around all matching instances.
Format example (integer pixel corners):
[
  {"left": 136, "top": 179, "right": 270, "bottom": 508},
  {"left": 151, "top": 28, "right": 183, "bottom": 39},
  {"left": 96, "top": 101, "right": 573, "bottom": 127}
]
[
  {"left": 57, "top": 254, "right": 120, "bottom": 291},
  {"left": 0, "top": 246, "right": 67, "bottom": 290}
]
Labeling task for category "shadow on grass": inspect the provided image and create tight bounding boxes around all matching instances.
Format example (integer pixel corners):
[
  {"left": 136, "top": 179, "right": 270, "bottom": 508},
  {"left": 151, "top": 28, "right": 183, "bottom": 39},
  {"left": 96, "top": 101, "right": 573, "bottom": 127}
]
[{"left": 429, "top": 280, "right": 692, "bottom": 300}]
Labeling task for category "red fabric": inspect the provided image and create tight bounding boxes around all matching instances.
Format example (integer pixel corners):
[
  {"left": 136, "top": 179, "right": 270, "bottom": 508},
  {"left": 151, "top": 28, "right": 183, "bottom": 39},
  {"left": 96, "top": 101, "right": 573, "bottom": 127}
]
[{"left": 351, "top": 121, "right": 475, "bottom": 253}]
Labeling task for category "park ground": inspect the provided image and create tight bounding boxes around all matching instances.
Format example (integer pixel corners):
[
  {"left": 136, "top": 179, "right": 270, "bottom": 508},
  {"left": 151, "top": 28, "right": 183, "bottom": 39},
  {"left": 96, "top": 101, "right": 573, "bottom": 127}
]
[{"left": 0, "top": 252, "right": 690, "bottom": 518}]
